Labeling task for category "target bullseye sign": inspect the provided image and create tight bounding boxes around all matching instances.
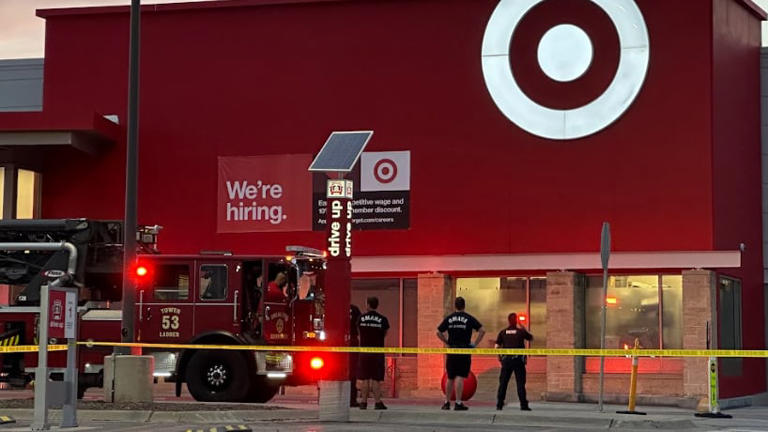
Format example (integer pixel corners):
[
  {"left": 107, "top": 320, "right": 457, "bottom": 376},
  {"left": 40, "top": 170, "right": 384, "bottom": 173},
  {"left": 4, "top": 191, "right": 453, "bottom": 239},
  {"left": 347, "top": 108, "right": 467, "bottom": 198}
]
[
  {"left": 362, "top": 151, "right": 410, "bottom": 192},
  {"left": 373, "top": 159, "right": 398, "bottom": 184},
  {"left": 481, "top": 0, "right": 650, "bottom": 140}
]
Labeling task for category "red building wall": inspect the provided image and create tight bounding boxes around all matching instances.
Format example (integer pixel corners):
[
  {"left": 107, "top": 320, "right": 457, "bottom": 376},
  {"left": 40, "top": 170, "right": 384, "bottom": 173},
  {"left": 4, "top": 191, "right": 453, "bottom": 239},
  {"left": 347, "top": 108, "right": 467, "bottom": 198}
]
[
  {"left": 37, "top": 0, "right": 718, "bottom": 257},
  {"left": 711, "top": 0, "right": 765, "bottom": 397}
]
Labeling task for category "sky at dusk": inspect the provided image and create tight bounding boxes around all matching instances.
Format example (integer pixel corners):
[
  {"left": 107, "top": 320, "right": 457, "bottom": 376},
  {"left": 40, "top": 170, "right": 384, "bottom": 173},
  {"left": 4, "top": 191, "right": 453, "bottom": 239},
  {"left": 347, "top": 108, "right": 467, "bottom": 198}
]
[{"left": 1, "top": 0, "right": 768, "bottom": 59}]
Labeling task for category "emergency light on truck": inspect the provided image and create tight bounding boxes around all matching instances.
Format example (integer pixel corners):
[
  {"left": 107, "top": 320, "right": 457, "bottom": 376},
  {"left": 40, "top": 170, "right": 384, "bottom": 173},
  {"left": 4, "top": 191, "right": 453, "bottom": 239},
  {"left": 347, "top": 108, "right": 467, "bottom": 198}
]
[
  {"left": 310, "top": 357, "right": 324, "bottom": 370},
  {"left": 135, "top": 266, "right": 148, "bottom": 277}
]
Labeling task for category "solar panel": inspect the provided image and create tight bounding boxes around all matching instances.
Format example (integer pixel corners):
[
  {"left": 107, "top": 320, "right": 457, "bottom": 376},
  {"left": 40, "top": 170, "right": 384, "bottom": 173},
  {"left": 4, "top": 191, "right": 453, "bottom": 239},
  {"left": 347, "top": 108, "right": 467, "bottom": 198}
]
[{"left": 308, "top": 131, "right": 373, "bottom": 172}]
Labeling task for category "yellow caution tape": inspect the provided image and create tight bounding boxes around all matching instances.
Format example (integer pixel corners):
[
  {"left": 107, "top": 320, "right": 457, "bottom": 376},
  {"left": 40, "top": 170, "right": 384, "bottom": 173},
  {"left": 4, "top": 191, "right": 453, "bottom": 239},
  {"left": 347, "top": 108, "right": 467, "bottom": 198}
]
[
  {"left": 2, "top": 341, "right": 766, "bottom": 358},
  {"left": 73, "top": 341, "right": 768, "bottom": 358},
  {"left": 0, "top": 344, "right": 67, "bottom": 353}
]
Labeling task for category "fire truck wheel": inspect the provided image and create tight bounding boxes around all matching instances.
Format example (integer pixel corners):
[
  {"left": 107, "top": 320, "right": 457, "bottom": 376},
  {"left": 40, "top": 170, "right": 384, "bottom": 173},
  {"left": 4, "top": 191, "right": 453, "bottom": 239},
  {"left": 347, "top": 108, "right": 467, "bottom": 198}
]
[
  {"left": 185, "top": 350, "right": 250, "bottom": 402},
  {"left": 247, "top": 376, "right": 279, "bottom": 403}
]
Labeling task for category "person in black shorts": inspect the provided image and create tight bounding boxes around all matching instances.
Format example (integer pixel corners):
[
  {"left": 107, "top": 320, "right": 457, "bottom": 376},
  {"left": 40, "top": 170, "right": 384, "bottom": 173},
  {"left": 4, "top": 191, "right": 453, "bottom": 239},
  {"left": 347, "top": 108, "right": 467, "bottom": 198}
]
[
  {"left": 495, "top": 312, "right": 533, "bottom": 411},
  {"left": 357, "top": 296, "right": 389, "bottom": 410},
  {"left": 349, "top": 304, "right": 362, "bottom": 407},
  {"left": 436, "top": 297, "right": 485, "bottom": 411}
]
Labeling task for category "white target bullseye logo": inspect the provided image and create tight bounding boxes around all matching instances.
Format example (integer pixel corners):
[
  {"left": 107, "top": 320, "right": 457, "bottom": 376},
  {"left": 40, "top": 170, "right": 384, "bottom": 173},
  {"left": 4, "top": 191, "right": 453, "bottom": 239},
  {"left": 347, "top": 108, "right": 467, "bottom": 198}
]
[
  {"left": 481, "top": 0, "right": 650, "bottom": 140},
  {"left": 373, "top": 159, "right": 398, "bottom": 184}
]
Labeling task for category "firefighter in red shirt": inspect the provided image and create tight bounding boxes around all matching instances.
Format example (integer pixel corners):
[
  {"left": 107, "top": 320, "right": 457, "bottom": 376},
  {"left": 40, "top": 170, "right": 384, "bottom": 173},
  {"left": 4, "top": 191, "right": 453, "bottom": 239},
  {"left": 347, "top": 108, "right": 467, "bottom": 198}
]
[{"left": 265, "top": 272, "right": 288, "bottom": 303}]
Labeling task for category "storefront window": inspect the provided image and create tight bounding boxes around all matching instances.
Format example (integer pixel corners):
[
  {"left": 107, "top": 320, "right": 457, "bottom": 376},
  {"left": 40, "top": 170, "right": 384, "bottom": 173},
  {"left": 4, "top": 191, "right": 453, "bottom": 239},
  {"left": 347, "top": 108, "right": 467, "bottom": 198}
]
[
  {"left": 529, "top": 278, "right": 547, "bottom": 347},
  {"left": 586, "top": 275, "right": 660, "bottom": 349},
  {"left": 402, "top": 278, "right": 418, "bottom": 348},
  {"left": 661, "top": 276, "right": 683, "bottom": 349},
  {"left": 351, "top": 278, "right": 400, "bottom": 348},
  {"left": 456, "top": 277, "right": 528, "bottom": 340},
  {"left": 586, "top": 274, "right": 683, "bottom": 350},
  {"left": 719, "top": 277, "right": 742, "bottom": 376},
  {"left": 16, "top": 168, "right": 41, "bottom": 219}
]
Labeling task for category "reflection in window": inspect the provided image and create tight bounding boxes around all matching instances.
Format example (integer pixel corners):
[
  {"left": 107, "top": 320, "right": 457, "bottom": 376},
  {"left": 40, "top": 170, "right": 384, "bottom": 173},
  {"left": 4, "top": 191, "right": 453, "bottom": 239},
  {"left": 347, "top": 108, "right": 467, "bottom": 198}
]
[
  {"left": 403, "top": 278, "right": 418, "bottom": 348},
  {"left": 529, "top": 278, "right": 547, "bottom": 347},
  {"left": 16, "top": 169, "right": 40, "bottom": 219},
  {"left": 719, "top": 277, "right": 742, "bottom": 376},
  {"left": 153, "top": 265, "right": 190, "bottom": 301},
  {"left": 456, "top": 277, "right": 527, "bottom": 341},
  {"left": 200, "top": 264, "right": 228, "bottom": 300},
  {"left": 662, "top": 276, "right": 683, "bottom": 349},
  {"left": 586, "top": 275, "right": 660, "bottom": 349}
]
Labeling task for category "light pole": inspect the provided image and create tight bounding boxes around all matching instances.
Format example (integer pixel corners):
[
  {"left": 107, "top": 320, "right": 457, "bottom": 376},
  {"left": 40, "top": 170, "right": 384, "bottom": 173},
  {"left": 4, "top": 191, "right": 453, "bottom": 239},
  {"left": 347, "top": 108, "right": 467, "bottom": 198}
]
[
  {"left": 120, "top": 0, "right": 141, "bottom": 354},
  {"left": 598, "top": 222, "right": 611, "bottom": 411}
]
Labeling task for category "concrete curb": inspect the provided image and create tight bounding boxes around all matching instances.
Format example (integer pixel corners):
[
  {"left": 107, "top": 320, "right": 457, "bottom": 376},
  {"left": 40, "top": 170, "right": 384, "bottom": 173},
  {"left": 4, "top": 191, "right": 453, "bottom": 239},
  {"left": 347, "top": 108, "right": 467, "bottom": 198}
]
[{"left": 0, "top": 407, "right": 701, "bottom": 429}]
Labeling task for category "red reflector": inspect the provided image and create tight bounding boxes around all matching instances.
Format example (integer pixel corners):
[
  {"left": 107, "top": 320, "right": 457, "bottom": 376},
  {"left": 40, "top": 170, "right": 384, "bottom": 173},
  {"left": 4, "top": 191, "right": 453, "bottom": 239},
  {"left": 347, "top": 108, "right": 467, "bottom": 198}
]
[
  {"left": 310, "top": 357, "right": 324, "bottom": 370},
  {"left": 136, "top": 266, "right": 148, "bottom": 277}
]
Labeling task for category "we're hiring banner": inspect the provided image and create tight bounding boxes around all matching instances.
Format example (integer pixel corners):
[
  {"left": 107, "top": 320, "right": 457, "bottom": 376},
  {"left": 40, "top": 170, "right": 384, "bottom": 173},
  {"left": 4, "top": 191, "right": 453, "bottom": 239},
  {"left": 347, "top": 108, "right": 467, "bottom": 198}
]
[{"left": 217, "top": 155, "right": 312, "bottom": 233}]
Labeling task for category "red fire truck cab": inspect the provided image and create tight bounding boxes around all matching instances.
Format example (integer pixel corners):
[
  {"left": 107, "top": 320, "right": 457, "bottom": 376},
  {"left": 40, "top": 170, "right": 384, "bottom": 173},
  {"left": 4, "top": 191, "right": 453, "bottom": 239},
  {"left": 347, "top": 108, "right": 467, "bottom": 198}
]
[{"left": 0, "top": 219, "right": 328, "bottom": 403}]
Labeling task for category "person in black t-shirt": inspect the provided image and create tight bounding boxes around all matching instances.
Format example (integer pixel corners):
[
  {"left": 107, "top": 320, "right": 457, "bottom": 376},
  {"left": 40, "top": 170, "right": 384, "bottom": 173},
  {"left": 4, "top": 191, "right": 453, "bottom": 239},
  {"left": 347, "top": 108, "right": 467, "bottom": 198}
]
[
  {"left": 349, "top": 304, "right": 362, "bottom": 407},
  {"left": 495, "top": 312, "right": 533, "bottom": 411},
  {"left": 436, "top": 297, "right": 485, "bottom": 411},
  {"left": 357, "top": 296, "right": 390, "bottom": 410}
]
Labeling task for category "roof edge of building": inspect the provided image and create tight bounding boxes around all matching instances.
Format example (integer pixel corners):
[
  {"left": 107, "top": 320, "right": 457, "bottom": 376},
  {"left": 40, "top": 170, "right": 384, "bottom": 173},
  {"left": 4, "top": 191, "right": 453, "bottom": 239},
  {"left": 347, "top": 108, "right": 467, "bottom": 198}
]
[
  {"left": 36, "top": 0, "right": 352, "bottom": 19},
  {"left": 350, "top": 251, "right": 742, "bottom": 274},
  {"left": 737, "top": 0, "right": 768, "bottom": 20},
  {"left": 35, "top": 0, "right": 768, "bottom": 20}
]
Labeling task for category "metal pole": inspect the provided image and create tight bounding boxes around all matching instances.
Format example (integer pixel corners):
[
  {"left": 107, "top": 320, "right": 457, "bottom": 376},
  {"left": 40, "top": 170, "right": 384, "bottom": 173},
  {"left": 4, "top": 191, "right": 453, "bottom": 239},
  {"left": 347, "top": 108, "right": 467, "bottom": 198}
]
[
  {"left": 32, "top": 285, "right": 51, "bottom": 431},
  {"left": 61, "top": 289, "right": 79, "bottom": 428},
  {"left": 120, "top": 0, "right": 141, "bottom": 355},
  {"left": 598, "top": 266, "right": 607, "bottom": 412},
  {"left": 598, "top": 222, "right": 610, "bottom": 412}
]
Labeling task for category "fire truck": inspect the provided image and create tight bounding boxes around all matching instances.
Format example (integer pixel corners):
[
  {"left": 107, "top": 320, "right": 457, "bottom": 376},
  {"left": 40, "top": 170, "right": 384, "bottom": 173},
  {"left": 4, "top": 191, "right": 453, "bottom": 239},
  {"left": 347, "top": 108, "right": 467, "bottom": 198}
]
[{"left": 0, "top": 219, "right": 328, "bottom": 402}]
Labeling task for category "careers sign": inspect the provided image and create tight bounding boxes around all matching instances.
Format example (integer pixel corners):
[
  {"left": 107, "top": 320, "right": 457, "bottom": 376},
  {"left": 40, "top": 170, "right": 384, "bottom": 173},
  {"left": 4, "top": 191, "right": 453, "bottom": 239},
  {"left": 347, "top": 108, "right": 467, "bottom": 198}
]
[
  {"left": 313, "top": 151, "right": 410, "bottom": 231},
  {"left": 217, "top": 155, "right": 312, "bottom": 233}
]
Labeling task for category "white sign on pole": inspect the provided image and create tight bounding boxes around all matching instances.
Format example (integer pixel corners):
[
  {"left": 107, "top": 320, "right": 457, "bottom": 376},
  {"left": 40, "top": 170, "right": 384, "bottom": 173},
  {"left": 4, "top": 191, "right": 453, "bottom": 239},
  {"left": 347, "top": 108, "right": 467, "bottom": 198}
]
[{"left": 65, "top": 291, "right": 77, "bottom": 339}]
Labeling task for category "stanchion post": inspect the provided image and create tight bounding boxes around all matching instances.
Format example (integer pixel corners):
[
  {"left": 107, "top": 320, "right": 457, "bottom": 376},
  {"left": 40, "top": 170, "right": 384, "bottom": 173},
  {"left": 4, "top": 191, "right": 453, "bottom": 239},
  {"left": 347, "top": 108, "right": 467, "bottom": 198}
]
[
  {"left": 617, "top": 338, "right": 645, "bottom": 415},
  {"left": 694, "top": 356, "right": 732, "bottom": 419},
  {"left": 31, "top": 285, "right": 51, "bottom": 431}
]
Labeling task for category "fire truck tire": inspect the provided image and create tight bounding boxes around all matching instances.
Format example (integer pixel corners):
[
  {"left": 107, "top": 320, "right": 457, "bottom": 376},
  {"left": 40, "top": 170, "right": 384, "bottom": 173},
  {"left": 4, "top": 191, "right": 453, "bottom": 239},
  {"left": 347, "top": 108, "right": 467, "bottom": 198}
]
[
  {"left": 185, "top": 350, "right": 251, "bottom": 402},
  {"left": 247, "top": 376, "right": 279, "bottom": 403}
]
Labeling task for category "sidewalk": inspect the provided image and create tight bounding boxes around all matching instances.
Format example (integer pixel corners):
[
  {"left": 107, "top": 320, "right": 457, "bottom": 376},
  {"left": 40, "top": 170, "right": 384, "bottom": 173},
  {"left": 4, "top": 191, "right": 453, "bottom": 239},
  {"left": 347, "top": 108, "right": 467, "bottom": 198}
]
[{"left": 0, "top": 399, "right": 765, "bottom": 430}]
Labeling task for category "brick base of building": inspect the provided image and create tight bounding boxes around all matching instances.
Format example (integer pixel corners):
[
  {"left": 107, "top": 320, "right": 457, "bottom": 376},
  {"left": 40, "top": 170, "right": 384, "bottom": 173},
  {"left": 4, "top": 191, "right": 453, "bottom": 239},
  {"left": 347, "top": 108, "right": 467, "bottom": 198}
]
[{"left": 288, "top": 270, "right": 722, "bottom": 407}]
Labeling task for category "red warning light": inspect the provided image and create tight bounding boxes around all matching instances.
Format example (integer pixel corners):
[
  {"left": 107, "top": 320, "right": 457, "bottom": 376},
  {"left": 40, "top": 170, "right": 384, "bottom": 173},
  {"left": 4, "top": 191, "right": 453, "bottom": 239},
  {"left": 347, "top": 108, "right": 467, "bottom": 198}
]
[
  {"left": 310, "top": 357, "right": 324, "bottom": 370},
  {"left": 606, "top": 296, "right": 618, "bottom": 305},
  {"left": 518, "top": 314, "right": 527, "bottom": 323},
  {"left": 136, "top": 266, "right": 148, "bottom": 277}
]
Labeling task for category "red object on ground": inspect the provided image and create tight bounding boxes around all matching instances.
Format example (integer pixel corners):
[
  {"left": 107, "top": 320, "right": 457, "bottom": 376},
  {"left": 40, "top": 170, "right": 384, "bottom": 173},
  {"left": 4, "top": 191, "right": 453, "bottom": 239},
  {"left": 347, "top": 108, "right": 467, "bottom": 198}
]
[{"left": 441, "top": 371, "right": 477, "bottom": 401}]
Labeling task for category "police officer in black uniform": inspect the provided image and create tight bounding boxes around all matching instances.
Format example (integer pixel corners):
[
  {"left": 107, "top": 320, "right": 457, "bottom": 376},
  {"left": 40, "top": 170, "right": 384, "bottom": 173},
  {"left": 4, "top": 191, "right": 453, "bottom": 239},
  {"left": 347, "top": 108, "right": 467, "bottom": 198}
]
[
  {"left": 495, "top": 312, "right": 533, "bottom": 411},
  {"left": 357, "top": 296, "right": 389, "bottom": 410},
  {"left": 437, "top": 297, "right": 485, "bottom": 411}
]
